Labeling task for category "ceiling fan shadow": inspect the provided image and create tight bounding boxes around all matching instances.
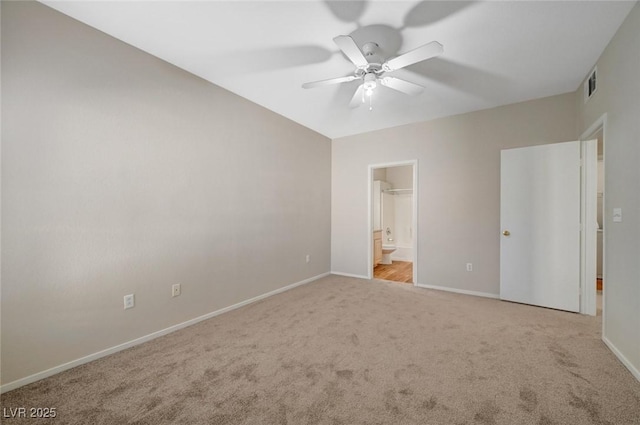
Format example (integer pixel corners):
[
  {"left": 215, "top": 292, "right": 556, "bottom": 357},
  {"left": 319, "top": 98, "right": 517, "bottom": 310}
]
[
  {"left": 406, "top": 58, "right": 513, "bottom": 102},
  {"left": 331, "top": 79, "right": 363, "bottom": 107},
  {"left": 323, "top": 0, "right": 368, "bottom": 23},
  {"left": 349, "top": 24, "right": 403, "bottom": 60},
  {"left": 211, "top": 45, "right": 334, "bottom": 76},
  {"left": 402, "top": 1, "right": 475, "bottom": 29}
]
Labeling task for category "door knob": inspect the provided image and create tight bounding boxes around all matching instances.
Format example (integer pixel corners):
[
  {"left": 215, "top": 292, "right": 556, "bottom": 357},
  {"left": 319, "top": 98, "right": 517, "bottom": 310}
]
[{"left": 502, "top": 230, "right": 511, "bottom": 236}]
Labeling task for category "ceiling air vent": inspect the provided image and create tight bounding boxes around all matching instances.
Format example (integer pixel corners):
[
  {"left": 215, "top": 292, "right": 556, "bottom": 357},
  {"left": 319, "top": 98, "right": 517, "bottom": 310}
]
[{"left": 584, "top": 66, "right": 597, "bottom": 103}]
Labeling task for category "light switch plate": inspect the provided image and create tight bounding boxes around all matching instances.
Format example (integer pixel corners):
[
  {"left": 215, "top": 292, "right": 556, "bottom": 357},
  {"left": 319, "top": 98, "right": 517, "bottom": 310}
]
[{"left": 613, "top": 208, "right": 622, "bottom": 222}]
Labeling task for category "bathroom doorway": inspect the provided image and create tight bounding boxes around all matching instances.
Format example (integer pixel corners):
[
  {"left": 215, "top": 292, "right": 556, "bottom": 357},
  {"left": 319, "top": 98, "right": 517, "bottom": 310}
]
[{"left": 368, "top": 161, "right": 418, "bottom": 284}]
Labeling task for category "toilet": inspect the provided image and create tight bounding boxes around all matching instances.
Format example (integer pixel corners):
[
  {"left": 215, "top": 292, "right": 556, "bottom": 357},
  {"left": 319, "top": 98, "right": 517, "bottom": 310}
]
[{"left": 381, "top": 244, "right": 396, "bottom": 265}]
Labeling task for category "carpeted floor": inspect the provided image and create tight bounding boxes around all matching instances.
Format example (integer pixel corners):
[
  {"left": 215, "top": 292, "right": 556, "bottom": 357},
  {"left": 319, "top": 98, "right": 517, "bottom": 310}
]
[{"left": 2, "top": 275, "right": 639, "bottom": 424}]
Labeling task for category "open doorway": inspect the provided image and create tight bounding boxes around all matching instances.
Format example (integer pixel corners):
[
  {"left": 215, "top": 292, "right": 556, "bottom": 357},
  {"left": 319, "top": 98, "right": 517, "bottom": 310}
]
[
  {"left": 581, "top": 114, "right": 607, "bottom": 318},
  {"left": 595, "top": 129, "right": 604, "bottom": 315},
  {"left": 368, "top": 161, "right": 418, "bottom": 284}
]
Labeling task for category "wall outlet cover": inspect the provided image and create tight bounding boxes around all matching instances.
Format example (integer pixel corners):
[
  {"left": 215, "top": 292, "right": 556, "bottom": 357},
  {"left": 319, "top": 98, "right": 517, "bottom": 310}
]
[{"left": 124, "top": 294, "right": 135, "bottom": 310}]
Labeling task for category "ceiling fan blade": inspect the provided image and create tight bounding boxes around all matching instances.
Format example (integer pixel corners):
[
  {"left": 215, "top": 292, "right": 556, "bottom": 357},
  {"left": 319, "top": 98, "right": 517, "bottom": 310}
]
[
  {"left": 333, "top": 35, "right": 369, "bottom": 68},
  {"left": 380, "top": 77, "right": 424, "bottom": 96},
  {"left": 384, "top": 41, "right": 444, "bottom": 71},
  {"left": 302, "top": 75, "right": 358, "bottom": 89},
  {"left": 349, "top": 85, "right": 364, "bottom": 108}
]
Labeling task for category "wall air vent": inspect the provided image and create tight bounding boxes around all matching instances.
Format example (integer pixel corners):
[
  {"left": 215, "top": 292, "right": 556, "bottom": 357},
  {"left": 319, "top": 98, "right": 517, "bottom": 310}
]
[{"left": 584, "top": 66, "right": 597, "bottom": 103}]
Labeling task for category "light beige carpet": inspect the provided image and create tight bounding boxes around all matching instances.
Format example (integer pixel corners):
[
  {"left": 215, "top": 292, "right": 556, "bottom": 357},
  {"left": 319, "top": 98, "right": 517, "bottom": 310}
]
[{"left": 2, "top": 275, "right": 639, "bottom": 424}]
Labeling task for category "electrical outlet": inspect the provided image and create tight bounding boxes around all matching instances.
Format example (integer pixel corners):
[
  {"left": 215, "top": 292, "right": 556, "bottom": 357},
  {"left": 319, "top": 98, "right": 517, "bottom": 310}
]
[
  {"left": 172, "top": 284, "right": 181, "bottom": 297},
  {"left": 466, "top": 263, "right": 473, "bottom": 272},
  {"left": 305, "top": 254, "right": 310, "bottom": 263},
  {"left": 124, "top": 294, "right": 135, "bottom": 310}
]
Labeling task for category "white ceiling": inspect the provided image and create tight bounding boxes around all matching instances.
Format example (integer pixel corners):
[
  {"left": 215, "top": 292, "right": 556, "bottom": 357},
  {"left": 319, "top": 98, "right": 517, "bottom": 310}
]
[{"left": 42, "top": 1, "right": 635, "bottom": 139}]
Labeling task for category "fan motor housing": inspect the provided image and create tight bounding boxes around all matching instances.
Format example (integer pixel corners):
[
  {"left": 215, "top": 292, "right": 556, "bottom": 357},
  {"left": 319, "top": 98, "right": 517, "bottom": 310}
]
[{"left": 361, "top": 42, "right": 384, "bottom": 67}]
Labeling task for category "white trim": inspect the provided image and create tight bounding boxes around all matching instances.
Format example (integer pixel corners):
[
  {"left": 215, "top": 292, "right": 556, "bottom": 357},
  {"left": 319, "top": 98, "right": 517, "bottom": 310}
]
[
  {"left": 415, "top": 283, "right": 499, "bottom": 299},
  {"left": 368, "top": 160, "right": 419, "bottom": 284},
  {"left": 330, "top": 271, "right": 369, "bottom": 280},
  {"left": 602, "top": 336, "right": 640, "bottom": 382},
  {"left": 0, "top": 272, "right": 330, "bottom": 394},
  {"left": 580, "top": 139, "right": 598, "bottom": 316},
  {"left": 580, "top": 114, "right": 607, "bottom": 326},
  {"left": 412, "top": 161, "right": 419, "bottom": 285},
  {"left": 581, "top": 113, "right": 607, "bottom": 142},
  {"left": 367, "top": 166, "right": 374, "bottom": 279}
]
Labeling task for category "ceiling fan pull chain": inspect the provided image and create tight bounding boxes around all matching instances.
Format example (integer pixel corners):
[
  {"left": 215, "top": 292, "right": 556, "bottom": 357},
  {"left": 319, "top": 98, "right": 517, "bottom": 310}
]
[{"left": 369, "top": 93, "right": 373, "bottom": 111}]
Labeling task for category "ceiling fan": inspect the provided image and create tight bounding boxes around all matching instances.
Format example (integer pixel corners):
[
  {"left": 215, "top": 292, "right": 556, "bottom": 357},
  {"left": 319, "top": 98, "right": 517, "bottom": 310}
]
[{"left": 302, "top": 35, "right": 443, "bottom": 109}]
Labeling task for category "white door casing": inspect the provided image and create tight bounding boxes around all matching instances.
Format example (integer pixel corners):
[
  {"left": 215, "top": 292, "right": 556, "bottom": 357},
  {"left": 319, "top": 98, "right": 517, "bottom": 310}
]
[
  {"left": 581, "top": 139, "right": 598, "bottom": 316},
  {"left": 368, "top": 160, "right": 418, "bottom": 285}
]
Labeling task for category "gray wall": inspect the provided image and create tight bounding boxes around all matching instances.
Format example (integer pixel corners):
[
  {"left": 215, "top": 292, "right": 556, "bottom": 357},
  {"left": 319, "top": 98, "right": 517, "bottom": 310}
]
[
  {"left": 577, "top": 2, "right": 640, "bottom": 377},
  {"left": 1, "top": 2, "right": 331, "bottom": 386},
  {"left": 332, "top": 92, "right": 577, "bottom": 294}
]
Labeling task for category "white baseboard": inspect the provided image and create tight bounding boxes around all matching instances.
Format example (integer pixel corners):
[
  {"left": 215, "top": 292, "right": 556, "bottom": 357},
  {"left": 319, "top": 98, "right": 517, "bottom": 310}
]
[
  {"left": 330, "top": 271, "right": 369, "bottom": 280},
  {"left": 414, "top": 283, "right": 499, "bottom": 299},
  {"left": 0, "top": 272, "right": 330, "bottom": 394},
  {"left": 602, "top": 335, "right": 640, "bottom": 383}
]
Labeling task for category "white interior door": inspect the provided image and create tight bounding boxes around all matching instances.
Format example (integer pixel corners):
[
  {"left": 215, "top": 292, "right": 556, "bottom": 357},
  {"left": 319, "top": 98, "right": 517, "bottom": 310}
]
[{"left": 500, "top": 141, "right": 581, "bottom": 312}]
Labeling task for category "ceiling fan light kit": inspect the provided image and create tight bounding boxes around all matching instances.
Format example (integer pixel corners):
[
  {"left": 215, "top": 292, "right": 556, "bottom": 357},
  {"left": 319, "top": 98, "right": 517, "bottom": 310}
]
[
  {"left": 363, "top": 73, "right": 377, "bottom": 96},
  {"left": 302, "top": 35, "right": 443, "bottom": 110}
]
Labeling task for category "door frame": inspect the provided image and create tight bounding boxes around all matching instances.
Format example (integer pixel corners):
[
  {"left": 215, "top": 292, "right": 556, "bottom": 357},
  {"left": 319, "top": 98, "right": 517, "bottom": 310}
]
[
  {"left": 367, "top": 160, "right": 418, "bottom": 285},
  {"left": 580, "top": 113, "right": 607, "bottom": 317}
]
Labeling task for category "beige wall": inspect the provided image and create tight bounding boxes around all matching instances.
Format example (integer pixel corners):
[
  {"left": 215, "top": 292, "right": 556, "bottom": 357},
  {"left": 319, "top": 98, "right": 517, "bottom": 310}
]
[
  {"left": 576, "top": 2, "right": 640, "bottom": 377},
  {"left": 332, "top": 92, "right": 577, "bottom": 294},
  {"left": 385, "top": 165, "right": 413, "bottom": 190},
  {"left": 1, "top": 2, "right": 331, "bottom": 386},
  {"left": 3, "top": 0, "right": 637, "bottom": 392},
  {"left": 372, "top": 168, "right": 387, "bottom": 181}
]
